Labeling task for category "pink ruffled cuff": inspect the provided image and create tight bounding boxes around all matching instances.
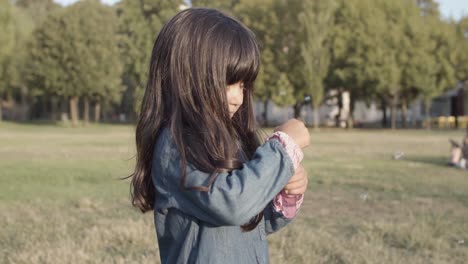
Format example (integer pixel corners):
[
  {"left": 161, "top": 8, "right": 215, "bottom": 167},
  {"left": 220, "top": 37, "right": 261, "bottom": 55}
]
[{"left": 267, "top": 131, "right": 305, "bottom": 218}]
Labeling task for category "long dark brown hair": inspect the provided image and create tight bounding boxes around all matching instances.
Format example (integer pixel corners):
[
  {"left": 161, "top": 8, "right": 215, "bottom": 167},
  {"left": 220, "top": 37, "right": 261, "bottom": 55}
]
[{"left": 129, "top": 8, "right": 264, "bottom": 231}]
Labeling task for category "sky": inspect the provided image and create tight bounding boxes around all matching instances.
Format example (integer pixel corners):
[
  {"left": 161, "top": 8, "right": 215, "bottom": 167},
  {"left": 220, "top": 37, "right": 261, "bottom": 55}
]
[
  {"left": 437, "top": 0, "right": 468, "bottom": 21},
  {"left": 55, "top": 0, "right": 468, "bottom": 21}
]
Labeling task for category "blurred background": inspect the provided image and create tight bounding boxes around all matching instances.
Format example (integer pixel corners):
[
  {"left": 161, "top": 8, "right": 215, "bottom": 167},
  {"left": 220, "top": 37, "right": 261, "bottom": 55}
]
[
  {"left": 0, "top": 0, "right": 467, "bottom": 129},
  {"left": 1, "top": 1, "right": 468, "bottom": 263}
]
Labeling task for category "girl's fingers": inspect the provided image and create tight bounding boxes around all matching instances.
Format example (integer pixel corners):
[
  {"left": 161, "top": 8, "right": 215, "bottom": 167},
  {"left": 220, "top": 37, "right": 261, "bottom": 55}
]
[
  {"left": 288, "top": 173, "right": 303, "bottom": 183},
  {"left": 284, "top": 177, "right": 307, "bottom": 190},
  {"left": 284, "top": 164, "right": 308, "bottom": 195},
  {"left": 287, "top": 166, "right": 305, "bottom": 183},
  {"left": 284, "top": 171, "right": 308, "bottom": 195},
  {"left": 284, "top": 182, "right": 308, "bottom": 195},
  {"left": 285, "top": 185, "right": 307, "bottom": 195}
]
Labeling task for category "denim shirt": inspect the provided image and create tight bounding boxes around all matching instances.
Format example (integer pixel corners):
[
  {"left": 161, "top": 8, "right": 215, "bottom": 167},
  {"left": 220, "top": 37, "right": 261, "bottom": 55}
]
[{"left": 152, "top": 128, "right": 296, "bottom": 264}]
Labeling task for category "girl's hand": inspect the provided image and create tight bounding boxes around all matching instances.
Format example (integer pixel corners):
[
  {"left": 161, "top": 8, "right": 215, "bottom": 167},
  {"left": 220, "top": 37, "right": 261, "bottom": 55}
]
[
  {"left": 284, "top": 165, "right": 308, "bottom": 195},
  {"left": 274, "top": 119, "right": 310, "bottom": 149}
]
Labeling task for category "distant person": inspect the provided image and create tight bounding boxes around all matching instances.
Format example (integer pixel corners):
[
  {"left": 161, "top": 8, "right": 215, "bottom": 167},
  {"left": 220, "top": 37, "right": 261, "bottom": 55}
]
[
  {"left": 448, "top": 135, "right": 468, "bottom": 169},
  {"left": 128, "top": 8, "right": 310, "bottom": 264}
]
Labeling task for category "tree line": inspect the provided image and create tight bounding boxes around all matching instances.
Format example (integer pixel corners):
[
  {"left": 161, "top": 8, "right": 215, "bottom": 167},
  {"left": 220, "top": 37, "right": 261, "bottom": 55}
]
[{"left": 0, "top": 0, "right": 467, "bottom": 128}]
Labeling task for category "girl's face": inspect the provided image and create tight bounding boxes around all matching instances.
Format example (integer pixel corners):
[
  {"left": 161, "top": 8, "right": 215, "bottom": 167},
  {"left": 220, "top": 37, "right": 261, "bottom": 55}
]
[{"left": 226, "top": 82, "right": 245, "bottom": 118}]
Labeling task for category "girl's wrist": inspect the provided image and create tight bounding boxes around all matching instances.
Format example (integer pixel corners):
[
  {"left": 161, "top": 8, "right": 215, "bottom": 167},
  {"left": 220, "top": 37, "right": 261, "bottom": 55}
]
[{"left": 267, "top": 131, "right": 304, "bottom": 170}]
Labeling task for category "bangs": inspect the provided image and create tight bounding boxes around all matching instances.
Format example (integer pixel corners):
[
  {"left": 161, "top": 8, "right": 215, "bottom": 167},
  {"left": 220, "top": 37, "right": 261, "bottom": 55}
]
[{"left": 226, "top": 28, "right": 260, "bottom": 86}]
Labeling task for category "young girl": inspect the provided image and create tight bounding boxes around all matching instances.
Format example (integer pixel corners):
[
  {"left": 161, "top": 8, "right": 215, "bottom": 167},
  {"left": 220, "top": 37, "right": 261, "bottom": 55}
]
[{"left": 130, "top": 8, "right": 310, "bottom": 263}]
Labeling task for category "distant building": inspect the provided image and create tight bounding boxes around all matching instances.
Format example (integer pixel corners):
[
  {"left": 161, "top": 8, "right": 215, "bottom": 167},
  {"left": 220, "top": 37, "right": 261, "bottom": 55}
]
[
  {"left": 430, "top": 81, "right": 465, "bottom": 117},
  {"left": 254, "top": 81, "right": 468, "bottom": 128}
]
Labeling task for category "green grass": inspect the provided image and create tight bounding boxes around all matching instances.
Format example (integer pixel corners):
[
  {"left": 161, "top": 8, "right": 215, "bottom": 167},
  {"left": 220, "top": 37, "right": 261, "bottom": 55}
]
[{"left": 1, "top": 122, "right": 467, "bottom": 263}]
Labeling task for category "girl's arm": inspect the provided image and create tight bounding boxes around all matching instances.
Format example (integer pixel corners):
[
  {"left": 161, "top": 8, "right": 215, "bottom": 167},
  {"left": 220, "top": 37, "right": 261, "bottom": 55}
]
[
  {"left": 262, "top": 131, "right": 306, "bottom": 235},
  {"left": 153, "top": 128, "right": 296, "bottom": 227},
  {"left": 267, "top": 131, "right": 305, "bottom": 219},
  {"left": 263, "top": 202, "right": 295, "bottom": 235}
]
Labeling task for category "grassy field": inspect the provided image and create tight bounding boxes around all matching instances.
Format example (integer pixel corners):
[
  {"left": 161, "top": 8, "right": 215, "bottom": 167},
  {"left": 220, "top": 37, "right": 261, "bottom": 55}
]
[{"left": 1, "top": 122, "right": 467, "bottom": 263}]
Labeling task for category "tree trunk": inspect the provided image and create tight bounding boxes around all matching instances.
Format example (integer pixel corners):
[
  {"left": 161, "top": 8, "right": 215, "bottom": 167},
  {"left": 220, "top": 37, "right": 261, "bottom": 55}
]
[
  {"left": 347, "top": 94, "right": 355, "bottom": 129},
  {"left": 313, "top": 102, "right": 319, "bottom": 130},
  {"left": 425, "top": 100, "right": 432, "bottom": 130},
  {"left": 381, "top": 98, "right": 388, "bottom": 128},
  {"left": 19, "top": 85, "right": 28, "bottom": 121},
  {"left": 41, "top": 95, "right": 48, "bottom": 120},
  {"left": 401, "top": 97, "right": 408, "bottom": 128},
  {"left": 94, "top": 100, "right": 101, "bottom": 123},
  {"left": 335, "top": 89, "right": 343, "bottom": 127},
  {"left": 0, "top": 98, "right": 3, "bottom": 122},
  {"left": 50, "top": 96, "right": 58, "bottom": 122},
  {"left": 390, "top": 93, "right": 399, "bottom": 130},
  {"left": 69, "top": 96, "right": 79, "bottom": 126},
  {"left": 83, "top": 97, "right": 89, "bottom": 125},
  {"left": 60, "top": 96, "right": 69, "bottom": 123},
  {"left": 263, "top": 100, "right": 268, "bottom": 126},
  {"left": 294, "top": 102, "right": 302, "bottom": 119}
]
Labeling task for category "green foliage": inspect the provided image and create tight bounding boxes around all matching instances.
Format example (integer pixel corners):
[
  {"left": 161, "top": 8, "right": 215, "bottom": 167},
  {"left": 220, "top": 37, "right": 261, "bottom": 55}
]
[
  {"left": 67, "top": 0, "right": 123, "bottom": 104},
  {"left": 191, "top": 0, "right": 238, "bottom": 13},
  {"left": 0, "top": 0, "right": 465, "bottom": 125},
  {"left": 0, "top": 0, "right": 16, "bottom": 94},
  {"left": 117, "top": 0, "right": 182, "bottom": 114},
  {"left": 271, "top": 73, "right": 295, "bottom": 107},
  {"left": 327, "top": 0, "right": 378, "bottom": 101},
  {"left": 454, "top": 17, "right": 468, "bottom": 82},
  {"left": 409, "top": 8, "right": 457, "bottom": 107},
  {"left": 28, "top": 0, "right": 123, "bottom": 100},
  {"left": 326, "top": 0, "right": 459, "bottom": 128},
  {"left": 299, "top": 0, "right": 335, "bottom": 106},
  {"left": 416, "top": 0, "right": 440, "bottom": 17},
  {"left": 28, "top": 10, "right": 66, "bottom": 96},
  {"left": 235, "top": 0, "right": 302, "bottom": 108},
  {"left": 8, "top": 0, "right": 60, "bottom": 100},
  {"left": 253, "top": 48, "right": 278, "bottom": 102},
  {"left": 13, "top": 0, "right": 60, "bottom": 24}
]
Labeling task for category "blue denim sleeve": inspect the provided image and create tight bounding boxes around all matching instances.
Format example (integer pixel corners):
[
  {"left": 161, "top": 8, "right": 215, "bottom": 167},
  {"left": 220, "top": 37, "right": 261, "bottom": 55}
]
[
  {"left": 263, "top": 202, "right": 294, "bottom": 235},
  {"left": 153, "top": 129, "right": 295, "bottom": 227}
]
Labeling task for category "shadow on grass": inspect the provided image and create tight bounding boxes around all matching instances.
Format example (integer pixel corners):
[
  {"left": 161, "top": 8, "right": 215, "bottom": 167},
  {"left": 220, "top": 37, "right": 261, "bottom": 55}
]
[{"left": 404, "top": 155, "right": 449, "bottom": 168}]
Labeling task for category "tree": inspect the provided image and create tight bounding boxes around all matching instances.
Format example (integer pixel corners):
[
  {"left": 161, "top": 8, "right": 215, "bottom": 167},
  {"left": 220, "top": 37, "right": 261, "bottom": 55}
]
[
  {"left": 117, "top": 0, "right": 182, "bottom": 119},
  {"left": 191, "top": 0, "right": 238, "bottom": 12},
  {"left": 299, "top": 0, "right": 335, "bottom": 129},
  {"left": 421, "top": 18, "right": 457, "bottom": 128},
  {"left": 327, "top": 0, "right": 381, "bottom": 128},
  {"left": 11, "top": 0, "right": 61, "bottom": 121},
  {"left": 13, "top": 0, "right": 59, "bottom": 23},
  {"left": 234, "top": 0, "right": 300, "bottom": 124},
  {"left": 398, "top": 7, "right": 431, "bottom": 128},
  {"left": 271, "top": 73, "right": 295, "bottom": 108},
  {"left": 71, "top": 0, "right": 123, "bottom": 124},
  {"left": 401, "top": 1, "right": 457, "bottom": 129},
  {"left": 454, "top": 17, "right": 468, "bottom": 84},
  {"left": 253, "top": 49, "right": 280, "bottom": 125},
  {"left": 374, "top": 0, "right": 412, "bottom": 130},
  {"left": 415, "top": 0, "right": 440, "bottom": 17},
  {"left": 29, "top": 0, "right": 123, "bottom": 126},
  {"left": 0, "top": 0, "right": 16, "bottom": 122}
]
